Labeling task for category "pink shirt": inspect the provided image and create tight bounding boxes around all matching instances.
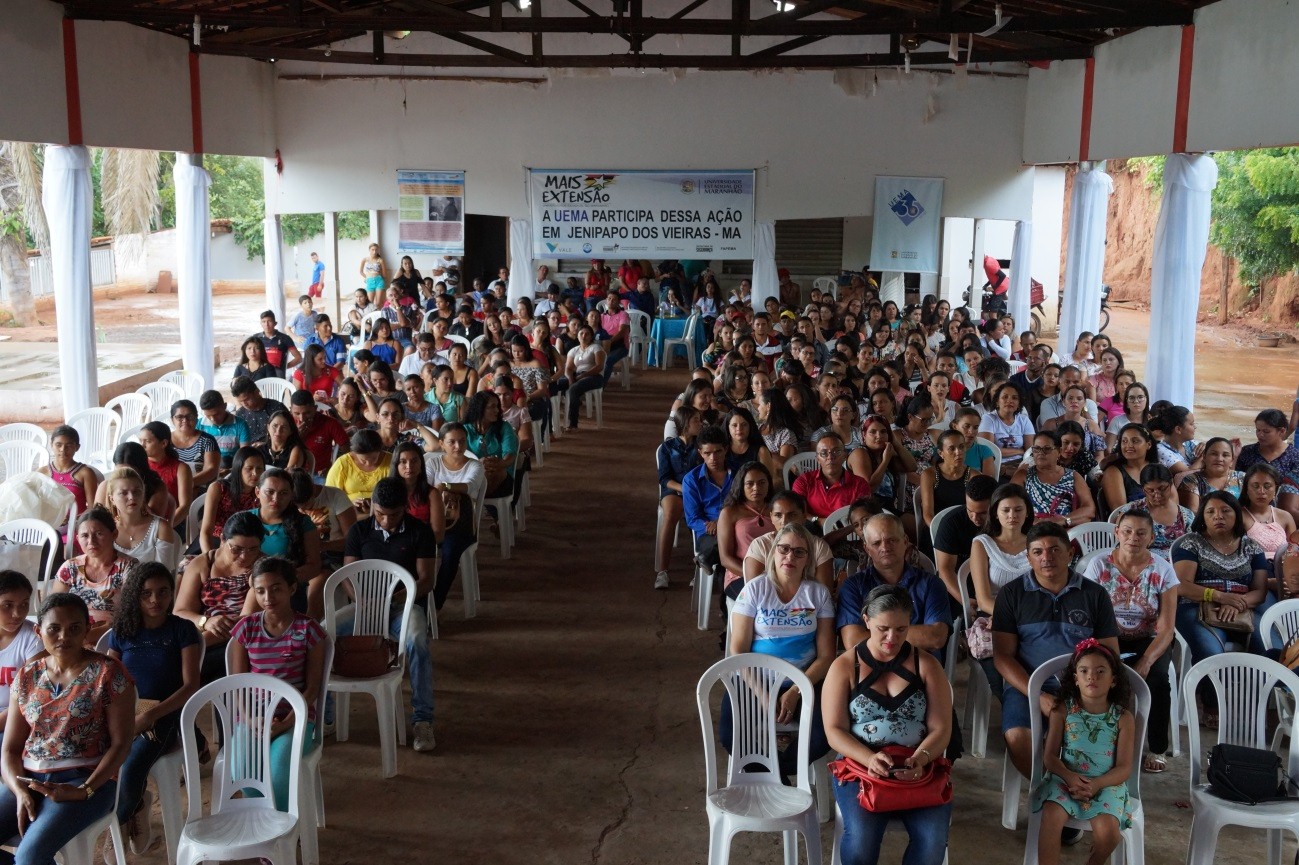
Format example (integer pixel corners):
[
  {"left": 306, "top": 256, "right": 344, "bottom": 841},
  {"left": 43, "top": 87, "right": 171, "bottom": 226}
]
[
  {"left": 600, "top": 310, "right": 630, "bottom": 347},
  {"left": 232, "top": 612, "right": 325, "bottom": 720}
]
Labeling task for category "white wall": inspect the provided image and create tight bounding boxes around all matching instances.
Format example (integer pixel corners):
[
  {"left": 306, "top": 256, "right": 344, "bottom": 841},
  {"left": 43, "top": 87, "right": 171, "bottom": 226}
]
[
  {"left": 1024, "top": 0, "right": 1299, "bottom": 163},
  {"left": 841, "top": 217, "right": 873, "bottom": 272},
  {"left": 271, "top": 70, "right": 1036, "bottom": 222},
  {"left": 1031, "top": 166, "right": 1066, "bottom": 307},
  {"left": 0, "top": 0, "right": 274, "bottom": 155}
]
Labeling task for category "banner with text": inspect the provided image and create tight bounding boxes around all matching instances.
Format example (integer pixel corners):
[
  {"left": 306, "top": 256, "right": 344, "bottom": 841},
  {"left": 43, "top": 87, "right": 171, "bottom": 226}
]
[
  {"left": 869, "top": 176, "right": 944, "bottom": 274},
  {"left": 528, "top": 169, "right": 755, "bottom": 259},
  {"left": 398, "top": 169, "right": 465, "bottom": 255}
]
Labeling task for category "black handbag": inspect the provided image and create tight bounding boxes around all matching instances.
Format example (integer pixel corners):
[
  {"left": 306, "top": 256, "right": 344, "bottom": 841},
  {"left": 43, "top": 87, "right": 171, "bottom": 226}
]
[{"left": 1206, "top": 743, "right": 1291, "bottom": 805}]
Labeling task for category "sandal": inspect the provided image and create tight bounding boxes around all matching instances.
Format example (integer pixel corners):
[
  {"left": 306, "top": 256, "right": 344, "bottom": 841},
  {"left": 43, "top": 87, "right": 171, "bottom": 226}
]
[{"left": 1142, "top": 754, "right": 1167, "bottom": 774}]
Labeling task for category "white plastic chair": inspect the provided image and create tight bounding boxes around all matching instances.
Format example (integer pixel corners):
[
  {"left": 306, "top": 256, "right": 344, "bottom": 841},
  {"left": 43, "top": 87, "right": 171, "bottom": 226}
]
[
  {"left": 929, "top": 505, "right": 959, "bottom": 555},
  {"left": 6, "top": 774, "right": 127, "bottom": 865},
  {"left": 176, "top": 674, "right": 306, "bottom": 865},
  {"left": 444, "top": 481, "right": 487, "bottom": 621},
  {"left": 0, "top": 422, "right": 47, "bottom": 447},
  {"left": 1022, "top": 653, "right": 1150, "bottom": 865},
  {"left": 358, "top": 309, "right": 386, "bottom": 343},
  {"left": 812, "top": 276, "right": 836, "bottom": 298},
  {"left": 1109, "top": 501, "right": 1134, "bottom": 525},
  {"left": 690, "top": 531, "right": 714, "bottom": 632},
  {"left": 583, "top": 387, "right": 605, "bottom": 429},
  {"left": 782, "top": 452, "right": 819, "bottom": 489},
  {"left": 1183, "top": 654, "right": 1299, "bottom": 865},
  {"left": 982, "top": 439, "right": 1004, "bottom": 479},
  {"left": 475, "top": 451, "right": 519, "bottom": 560},
  {"left": 117, "top": 424, "right": 145, "bottom": 446},
  {"left": 659, "top": 312, "right": 701, "bottom": 370},
  {"left": 445, "top": 333, "right": 472, "bottom": 353},
  {"left": 696, "top": 653, "right": 821, "bottom": 865},
  {"left": 1068, "top": 521, "right": 1118, "bottom": 557},
  {"left": 66, "top": 407, "right": 122, "bottom": 472},
  {"left": 105, "top": 393, "right": 153, "bottom": 429},
  {"left": 1075, "top": 546, "right": 1110, "bottom": 576},
  {"left": 1260, "top": 599, "right": 1299, "bottom": 753},
  {"left": 627, "top": 309, "right": 652, "bottom": 369},
  {"left": 184, "top": 498, "right": 205, "bottom": 548},
  {"left": 0, "top": 518, "right": 60, "bottom": 600},
  {"left": 324, "top": 561, "right": 415, "bottom": 780},
  {"left": 256, "top": 377, "right": 295, "bottom": 406},
  {"left": 159, "top": 371, "right": 205, "bottom": 404},
  {"left": 823, "top": 505, "right": 852, "bottom": 534},
  {"left": 138, "top": 381, "right": 185, "bottom": 423},
  {"left": 0, "top": 440, "right": 48, "bottom": 483},
  {"left": 956, "top": 560, "right": 994, "bottom": 758}
]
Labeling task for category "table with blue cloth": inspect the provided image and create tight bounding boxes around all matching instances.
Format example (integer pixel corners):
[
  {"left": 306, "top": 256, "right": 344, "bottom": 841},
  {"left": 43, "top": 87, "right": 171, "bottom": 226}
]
[{"left": 648, "top": 316, "right": 707, "bottom": 368}]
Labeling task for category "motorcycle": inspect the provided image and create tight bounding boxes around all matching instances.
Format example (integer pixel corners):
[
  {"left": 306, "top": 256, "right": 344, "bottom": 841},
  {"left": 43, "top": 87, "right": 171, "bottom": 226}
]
[{"left": 962, "top": 255, "right": 1108, "bottom": 336}]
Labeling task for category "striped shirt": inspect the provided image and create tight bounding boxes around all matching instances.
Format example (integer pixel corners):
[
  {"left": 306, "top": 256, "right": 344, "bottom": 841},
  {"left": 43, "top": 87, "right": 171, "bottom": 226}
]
[{"left": 231, "top": 612, "right": 325, "bottom": 720}]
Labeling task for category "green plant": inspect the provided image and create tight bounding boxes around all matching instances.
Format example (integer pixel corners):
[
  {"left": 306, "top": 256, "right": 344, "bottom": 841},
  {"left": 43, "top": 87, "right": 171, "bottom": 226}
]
[{"left": 1210, "top": 148, "right": 1299, "bottom": 287}]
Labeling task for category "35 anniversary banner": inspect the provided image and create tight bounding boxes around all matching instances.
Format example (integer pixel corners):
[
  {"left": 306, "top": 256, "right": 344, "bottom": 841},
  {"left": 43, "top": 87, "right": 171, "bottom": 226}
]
[{"left": 528, "top": 169, "right": 755, "bottom": 259}]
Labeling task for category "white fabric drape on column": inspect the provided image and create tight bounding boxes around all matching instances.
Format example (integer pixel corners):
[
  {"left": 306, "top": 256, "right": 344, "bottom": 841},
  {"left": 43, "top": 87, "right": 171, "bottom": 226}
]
[
  {"left": 262, "top": 215, "right": 285, "bottom": 325},
  {"left": 507, "top": 218, "right": 532, "bottom": 309},
  {"left": 1145, "top": 154, "right": 1219, "bottom": 407},
  {"left": 880, "top": 272, "right": 906, "bottom": 309},
  {"left": 174, "top": 157, "right": 215, "bottom": 391},
  {"left": 42, "top": 145, "right": 98, "bottom": 417},
  {"left": 1008, "top": 220, "right": 1033, "bottom": 335},
  {"left": 1058, "top": 166, "right": 1113, "bottom": 359},
  {"left": 751, "top": 221, "right": 778, "bottom": 311}
]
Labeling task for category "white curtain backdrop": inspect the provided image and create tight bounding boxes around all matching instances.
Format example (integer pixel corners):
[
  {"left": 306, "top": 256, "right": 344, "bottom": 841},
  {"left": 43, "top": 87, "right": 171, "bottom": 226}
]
[
  {"left": 262, "top": 215, "right": 285, "bottom": 325},
  {"left": 174, "top": 156, "right": 215, "bottom": 391},
  {"left": 1008, "top": 220, "right": 1033, "bottom": 335},
  {"left": 880, "top": 272, "right": 906, "bottom": 309},
  {"left": 1058, "top": 166, "right": 1113, "bottom": 359},
  {"left": 507, "top": 217, "right": 532, "bottom": 308},
  {"left": 751, "top": 221, "right": 778, "bottom": 311},
  {"left": 1145, "top": 154, "right": 1219, "bottom": 407},
  {"left": 42, "top": 145, "right": 98, "bottom": 417}
]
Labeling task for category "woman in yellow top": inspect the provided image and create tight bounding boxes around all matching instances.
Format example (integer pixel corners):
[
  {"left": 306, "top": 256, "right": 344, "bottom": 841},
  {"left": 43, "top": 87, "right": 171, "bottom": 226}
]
[{"left": 324, "top": 429, "right": 392, "bottom": 516}]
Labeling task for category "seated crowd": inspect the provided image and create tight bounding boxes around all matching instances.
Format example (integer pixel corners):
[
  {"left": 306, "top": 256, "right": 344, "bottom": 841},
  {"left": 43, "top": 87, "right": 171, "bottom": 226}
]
[
  {"left": 0, "top": 256, "right": 650, "bottom": 864},
  {"left": 659, "top": 270, "right": 1299, "bottom": 865}
]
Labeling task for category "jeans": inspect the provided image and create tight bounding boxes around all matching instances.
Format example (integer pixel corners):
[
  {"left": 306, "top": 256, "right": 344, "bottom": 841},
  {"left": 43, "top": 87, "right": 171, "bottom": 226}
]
[
  {"left": 336, "top": 604, "right": 434, "bottom": 724},
  {"left": 434, "top": 529, "right": 477, "bottom": 610},
  {"left": 0, "top": 769, "right": 117, "bottom": 865},
  {"left": 718, "top": 682, "right": 830, "bottom": 778},
  {"left": 1119, "top": 635, "right": 1173, "bottom": 754},
  {"left": 117, "top": 723, "right": 179, "bottom": 824},
  {"left": 977, "top": 656, "right": 1006, "bottom": 703},
  {"left": 832, "top": 775, "right": 952, "bottom": 865},
  {"left": 602, "top": 344, "right": 629, "bottom": 382},
  {"left": 231, "top": 723, "right": 318, "bottom": 812},
  {"left": 566, "top": 375, "right": 604, "bottom": 427},
  {"left": 1175, "top": 593, "right": 1274, "bottom": 662}
]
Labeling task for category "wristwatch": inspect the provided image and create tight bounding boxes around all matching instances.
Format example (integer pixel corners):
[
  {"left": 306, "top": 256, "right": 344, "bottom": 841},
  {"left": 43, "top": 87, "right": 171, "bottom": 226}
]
[
  {"left": 1065, "top": 516, "right": 1072, "bottom": 528},
  {"left": 198, "top": 614, "right": 209, "bottom": 631},
  {"left": 79, "top": 782, "right": 95, "bottom": 800}
]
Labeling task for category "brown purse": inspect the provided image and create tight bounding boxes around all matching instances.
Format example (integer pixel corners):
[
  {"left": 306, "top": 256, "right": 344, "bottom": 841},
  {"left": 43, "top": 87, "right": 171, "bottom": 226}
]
[
  {"left": 1198, "top": 602, "right": 1254, "bottom": 635},
  {"left": 332, "top": 636, "right": 399, "bottom": 678}
]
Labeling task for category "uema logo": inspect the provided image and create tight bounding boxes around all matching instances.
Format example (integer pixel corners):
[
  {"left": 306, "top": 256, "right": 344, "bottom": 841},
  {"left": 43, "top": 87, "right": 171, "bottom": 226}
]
[
  {"left": 889, "top": 188, "right": 925, "bottom": 226},
  {"left": 583, "top": 174, "right": 617, "bottom": 191}
]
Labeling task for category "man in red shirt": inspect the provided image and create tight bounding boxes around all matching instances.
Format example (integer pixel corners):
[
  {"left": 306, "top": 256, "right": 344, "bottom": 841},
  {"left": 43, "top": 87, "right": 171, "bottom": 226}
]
[
  {"left": 290, "top": 390, "right": 349, "bottom": 478},
  {"left": 791, "top": 431, "right": 872, "bottom": 519}
]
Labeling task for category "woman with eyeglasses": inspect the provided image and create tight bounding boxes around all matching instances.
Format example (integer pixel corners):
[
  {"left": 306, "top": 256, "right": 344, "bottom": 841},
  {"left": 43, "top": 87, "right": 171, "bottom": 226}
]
[
  {"left": 1121, "top": 464, "right": 1195, "bottom": 560},
  {"left": 169, "top": 399, "right": 221, "bottom": 489},
  {"left": 724, "top": 523, "right": 834, "bottom": 778},
  {"left": 175, "top": 511, "right": 264, "bottom": 682},
  {"left": 826, "top": 395, "right": 872, "bottom": 482},
  {"left": 1009, "top": 430, "right": 1096, "bottom": 528}
]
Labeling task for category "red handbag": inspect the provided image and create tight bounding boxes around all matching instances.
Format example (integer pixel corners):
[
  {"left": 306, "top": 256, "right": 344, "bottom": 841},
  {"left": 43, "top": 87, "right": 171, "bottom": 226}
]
[{"left": 828, "top": 745, "right": 953, "bottom": 813}]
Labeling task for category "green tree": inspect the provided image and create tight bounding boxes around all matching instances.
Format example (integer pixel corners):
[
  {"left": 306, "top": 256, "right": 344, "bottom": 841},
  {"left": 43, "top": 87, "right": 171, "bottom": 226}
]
[{"left": 1210, "top": 148, "right": 1299, "bottom": 286}]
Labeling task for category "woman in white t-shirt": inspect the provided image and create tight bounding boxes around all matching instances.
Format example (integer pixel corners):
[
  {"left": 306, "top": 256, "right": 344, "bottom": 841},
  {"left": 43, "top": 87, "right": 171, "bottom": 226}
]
[
  {"left": 724, "top": 523, "right": 835, "bottom": 778},
  {"left": 0, "top": 571, "right": 41, "bottom": 727},
  {"left": 978, "top": 382, "right": 1035, "bottom": 474},
  {"left": 423, "top": 423, "right": 488, "bottom": 611}
]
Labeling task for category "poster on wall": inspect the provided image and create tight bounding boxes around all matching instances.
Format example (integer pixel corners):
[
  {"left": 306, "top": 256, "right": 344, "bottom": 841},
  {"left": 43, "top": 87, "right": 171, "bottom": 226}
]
[
  {"left": 528, "top": 169, "right": 755, "bottom": 259},
  {"left": 869, "top": 176, "right": 944, "bottom": 273},
  {"left": 397, "top": 169, "right": 465, "bottom": 254}
]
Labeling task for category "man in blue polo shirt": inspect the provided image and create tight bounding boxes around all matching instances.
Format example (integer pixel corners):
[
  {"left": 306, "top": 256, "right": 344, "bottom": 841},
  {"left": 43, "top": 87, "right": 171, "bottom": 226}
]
[
  {"left": 197, "top": 390, "right": 251, "bottom": 468},
  {"left": 993, "top": 522, "right": 1119, "bottom": 780},
  {"left": 681, "top": 424, "right": 734, "bottom": 593},
  {"left": 837, "top": 514, "right": 951, "bottom": 653},
  {"left": 304, "top": 314, "right": 348, "bottom": 368}
]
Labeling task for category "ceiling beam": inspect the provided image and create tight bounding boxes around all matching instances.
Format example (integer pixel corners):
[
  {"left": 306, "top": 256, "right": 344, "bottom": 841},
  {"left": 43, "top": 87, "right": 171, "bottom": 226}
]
[
  {"left": 196, "top": 40, "right": 1089, "bottom": 66},
  {"left": 60, "top": 4, "right": 1195, "bottom": 36},
  {"left": 438, "top": 30, "right": 531, "bottom": 63},
  {"left": 746, "top": 34, "right": 826, "bottom": 58}
]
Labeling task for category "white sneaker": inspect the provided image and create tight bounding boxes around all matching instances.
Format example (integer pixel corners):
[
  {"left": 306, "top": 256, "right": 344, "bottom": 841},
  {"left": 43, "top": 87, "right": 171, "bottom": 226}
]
[
  {"left": 654, "top": 571, "right": 670, "bottom": 590},
  {"left": 128, "top": 789, "right": 155, "bottom": 855},
  {"left": 413, "top": 721, "right": 436, "bottom": 752}
]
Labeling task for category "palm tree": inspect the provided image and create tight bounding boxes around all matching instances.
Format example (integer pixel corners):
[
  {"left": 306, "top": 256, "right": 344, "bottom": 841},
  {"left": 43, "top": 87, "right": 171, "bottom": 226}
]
[
  {"left": 99, "top": 147, "right": 160, "bottom": 283},
  {"left": 0, "top": 142, "right": 48, "bottom": 326}
]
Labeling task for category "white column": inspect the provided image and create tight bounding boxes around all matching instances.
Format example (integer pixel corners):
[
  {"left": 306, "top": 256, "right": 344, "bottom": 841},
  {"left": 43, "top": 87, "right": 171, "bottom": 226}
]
[
  {"left": 42, "top": 145, "right": 98, "bottom": 416},
  {"left": 506, "top": 218, "right": 532, "bottom": 308},
  {"left": 324, "top": 212, "right": 341, "bottom": 326},
  {"left": 880, "top": 272, "right": 906, "bottom": 309},
  {"left": 969, "top": 218, "right": 988, "bottom": 315},
  {"left": 1145, "top": 154, "right": 1219, "bottom": 407},
  {"left": 751, "top": 221, "right": 778, "bottom": 311},
  {"left": 368, "top": 209, "right": 381, "bottom": 246},
  {"left": 174, "top": 155, "right": 215, "bottom": 391},
  {"left": 262, "top": 214, "right": 285, "bottom": 325},
  {"left": 1007, "top": 220, "right": 1033, "bottom": 335},
  {"left": 1058, "top": 164, "right": 1113, "bottom": 360}
]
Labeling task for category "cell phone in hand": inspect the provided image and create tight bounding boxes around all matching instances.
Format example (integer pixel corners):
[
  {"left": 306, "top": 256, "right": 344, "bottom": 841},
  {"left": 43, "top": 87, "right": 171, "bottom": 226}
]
[{"left": 15, "top": 776, "right": 34, "bottom": 785}]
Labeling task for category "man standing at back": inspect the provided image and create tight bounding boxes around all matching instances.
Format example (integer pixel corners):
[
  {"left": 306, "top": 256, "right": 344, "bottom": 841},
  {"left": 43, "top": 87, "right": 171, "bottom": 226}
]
[
  {"left": 343, "top": 477, "right": 438, "bottom": 753},
  {"left": 307, "top": 252, "right": 325, "bottom": 298}
]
